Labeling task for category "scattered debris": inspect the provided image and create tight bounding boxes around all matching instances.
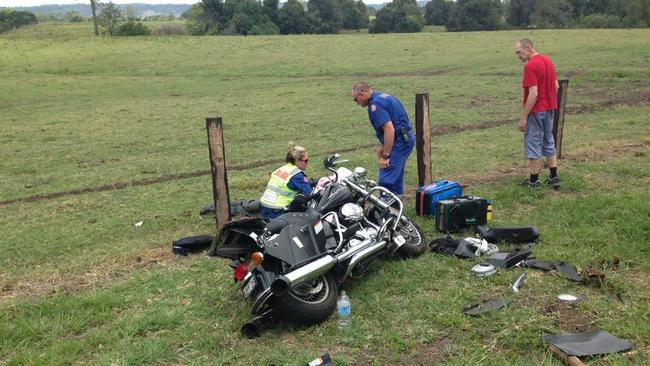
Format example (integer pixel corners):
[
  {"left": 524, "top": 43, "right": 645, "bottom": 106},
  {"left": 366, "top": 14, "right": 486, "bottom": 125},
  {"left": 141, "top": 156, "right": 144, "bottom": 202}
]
[
  {"left": 511, "top": 272, "right": 527, "bottom": 293},
  {"left": 488, "top": 251, "right": 532, "bottom": 269},
  {"left": 172, "top": 235, "right": 214, "bottom": 256},
  {"left": 545, "top": 330, "right": 633, "bottom": 357},
  {"left": 305, "top": 352, "right": 332, "bottom": 366},
  {"left": 471, "top": 263, "right": 496, "bottom": 277},
  {"left": 558, "top": 294, "right": 578, "bottom": 301},
  {"left": 552, "top": 262, "right": 583, "bottom": 282},
  {"left": 463, "top": 298, "right": 509, "bottom": 316}
]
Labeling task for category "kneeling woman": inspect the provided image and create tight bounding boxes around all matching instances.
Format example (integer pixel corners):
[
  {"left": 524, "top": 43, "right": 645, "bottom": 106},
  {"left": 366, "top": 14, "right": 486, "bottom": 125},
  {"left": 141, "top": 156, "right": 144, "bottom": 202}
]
[{"left": 260, "top": 143, "right": 314, "bottom": 219}]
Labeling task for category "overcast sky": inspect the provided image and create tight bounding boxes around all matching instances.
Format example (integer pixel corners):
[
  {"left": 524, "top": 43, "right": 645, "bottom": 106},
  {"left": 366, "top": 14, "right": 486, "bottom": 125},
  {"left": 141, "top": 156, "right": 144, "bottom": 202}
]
[{"left": 1, "top": 0, "right": 388, "bottom": 7}]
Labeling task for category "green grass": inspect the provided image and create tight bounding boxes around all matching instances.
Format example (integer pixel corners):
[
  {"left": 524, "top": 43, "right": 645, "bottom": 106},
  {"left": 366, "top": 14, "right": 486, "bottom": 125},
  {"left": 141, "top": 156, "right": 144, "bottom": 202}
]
[{"left": 1, "top": 23, "right": 649, "bottom": 365}]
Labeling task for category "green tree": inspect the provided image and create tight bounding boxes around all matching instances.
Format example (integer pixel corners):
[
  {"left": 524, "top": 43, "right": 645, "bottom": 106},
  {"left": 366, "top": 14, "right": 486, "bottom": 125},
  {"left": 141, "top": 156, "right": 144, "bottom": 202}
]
[
  {"left": 184, "top": 3, "right": 211, "bottom": 34},
  {"left": 425, "top": 0, "right": 451, "bottom": 25},
  {"left": 623, "top": 0, "right": 649, "bottom": 26},
  {"left": 263, "top": 0, "right": 280, "bottom": 24},
  {"left": 340, "top": 0, "right": 368, "bottom": 29},
  {"left": 530, "top": 0, "right": 571, "bottom": 27},
  {"left": 0, "top": 10, "right": 38, "bottom": 30},
  {"left": 64, "top": 11, "right": 84, "bottom": 22},
  {"left": 307, "top": 0, "right": 342, "bottom": 33},
  {"left": 99, "top": 2, "right": 123, "bottom": 35},
  {"left": 116, "top": 20, "right": 151, "bottom": 36},
  {"left": 446, "top": 0, "right": 502, "bottom": 31},
  {"left": 278, "top": 0, "right": 310, "bottom": 33},
  {"left": 507, "top": 0, "right": 535, "bottom": 26},
  {"left": 125, "top": 6, "right": 138, "bottom": 21},
  {"left": 370, "top": 0, "right": 423, "bottom": 33}
]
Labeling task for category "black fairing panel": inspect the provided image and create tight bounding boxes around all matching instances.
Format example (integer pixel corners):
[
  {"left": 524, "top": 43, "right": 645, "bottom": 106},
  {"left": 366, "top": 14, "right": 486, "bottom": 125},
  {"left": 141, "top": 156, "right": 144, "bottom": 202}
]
[
  {"left": 208, "top": 217, "right": 267, "bottom": 259},
  {"left": 315, "top": 183, "right": 353, "bottom": 213},
  {"left": 263, "top": 211, "right": 329, "bottom": 267}
]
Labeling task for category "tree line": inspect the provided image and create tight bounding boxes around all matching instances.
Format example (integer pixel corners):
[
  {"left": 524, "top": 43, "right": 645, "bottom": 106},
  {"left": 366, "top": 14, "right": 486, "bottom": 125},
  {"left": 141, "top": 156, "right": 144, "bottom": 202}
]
[
  {"left": 183, "top": 0, "right": 369, "bottom": 35},
  {"left": 185, "top": 0, "right": 648, "bottom": 35},
  {"left": 1, "top": 0, "right": 647, "bottom": 36},
  {"left": 0, "top": 9, "right": 37, "bottom": 33},
  {"left": 425, "top": 0, "right": 649, "bottom": 30}
]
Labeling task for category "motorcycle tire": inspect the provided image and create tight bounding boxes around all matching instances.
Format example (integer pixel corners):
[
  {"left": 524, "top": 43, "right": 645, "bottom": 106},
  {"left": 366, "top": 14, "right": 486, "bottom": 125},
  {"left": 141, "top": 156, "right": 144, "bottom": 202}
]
[
  {"left": 270, "top": 273, "right": 338, "bottom": 325},
  {"left": 396, "top": 218, "right": 427, "bottom": 258}
]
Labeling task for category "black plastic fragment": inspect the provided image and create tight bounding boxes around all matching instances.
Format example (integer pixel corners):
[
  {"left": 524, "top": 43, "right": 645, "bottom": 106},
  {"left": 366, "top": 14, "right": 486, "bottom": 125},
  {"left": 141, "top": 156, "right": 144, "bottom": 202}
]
[
  {"left": 552, "top": 261, "right": 583, "bottom": 282},
  {"left": 488, "top": 250, "right": 532, "bottom": 269},
  {"left": 544, "top": 330, "right": 633, "bottom": 357},
  {"left": 520, "top": 259, "right": 554, "bottom": 271},
  {"left": 463, "top": 298, "right": 509, "bottom": 316}
]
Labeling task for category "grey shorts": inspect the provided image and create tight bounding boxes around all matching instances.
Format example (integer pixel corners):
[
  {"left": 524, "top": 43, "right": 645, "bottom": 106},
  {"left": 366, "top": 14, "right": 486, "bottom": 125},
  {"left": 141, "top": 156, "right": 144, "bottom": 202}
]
[{"left": 524, "top": 111, "right": 556, "bottom": 159}]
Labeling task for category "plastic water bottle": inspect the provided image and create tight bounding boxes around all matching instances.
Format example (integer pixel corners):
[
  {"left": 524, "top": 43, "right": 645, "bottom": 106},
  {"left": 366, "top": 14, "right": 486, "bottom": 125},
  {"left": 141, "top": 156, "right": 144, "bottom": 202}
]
[{"left": 337, "top": 291, "right": 351, "bottom": 328}]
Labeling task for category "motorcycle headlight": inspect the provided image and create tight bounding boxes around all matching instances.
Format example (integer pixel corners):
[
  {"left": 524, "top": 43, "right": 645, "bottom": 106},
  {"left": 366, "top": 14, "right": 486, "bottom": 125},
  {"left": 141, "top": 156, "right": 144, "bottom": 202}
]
[{"left": 339, "top": 203, "right": 364, "bottom": 223}]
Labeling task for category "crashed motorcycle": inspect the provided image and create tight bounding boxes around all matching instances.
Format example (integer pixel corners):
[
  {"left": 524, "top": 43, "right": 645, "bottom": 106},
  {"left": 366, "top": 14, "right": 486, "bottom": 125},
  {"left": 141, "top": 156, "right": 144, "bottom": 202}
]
[{"left": 210, "top": 153, "right": 427, "bottom": 337}]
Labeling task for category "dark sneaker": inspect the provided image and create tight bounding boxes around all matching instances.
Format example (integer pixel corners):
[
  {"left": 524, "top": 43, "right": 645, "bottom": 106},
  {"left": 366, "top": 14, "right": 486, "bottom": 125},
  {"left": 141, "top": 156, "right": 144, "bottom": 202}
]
[
  {"left": 521, "top": 179, "right": 542, "bottom": 188},
  {"left": 546, "top": 176, "right": 561, "bottom": 189}
]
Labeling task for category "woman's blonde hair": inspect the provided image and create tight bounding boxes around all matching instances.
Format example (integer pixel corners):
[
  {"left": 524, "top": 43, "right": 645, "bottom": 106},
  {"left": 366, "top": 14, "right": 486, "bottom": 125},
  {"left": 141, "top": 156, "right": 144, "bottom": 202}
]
[{"left": 285, "top": 142, "right": 307, "bottom": 164}]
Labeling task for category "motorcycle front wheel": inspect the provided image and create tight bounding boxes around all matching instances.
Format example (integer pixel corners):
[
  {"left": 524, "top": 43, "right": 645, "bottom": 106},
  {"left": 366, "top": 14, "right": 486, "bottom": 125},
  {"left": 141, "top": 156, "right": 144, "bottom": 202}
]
[
  {"left": 396, "top": 218, "right": 427, "bottom": 257},
  {"left": 270, "top": 273, "right": 338, "bottom": 325}
]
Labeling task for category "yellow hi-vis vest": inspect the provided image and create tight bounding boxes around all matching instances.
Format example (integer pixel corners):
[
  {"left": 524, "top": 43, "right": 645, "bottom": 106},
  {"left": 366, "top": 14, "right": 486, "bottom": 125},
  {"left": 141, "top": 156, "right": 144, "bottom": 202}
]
[{"left": 260, "top": 163, "right": 302, "bottom": 209}]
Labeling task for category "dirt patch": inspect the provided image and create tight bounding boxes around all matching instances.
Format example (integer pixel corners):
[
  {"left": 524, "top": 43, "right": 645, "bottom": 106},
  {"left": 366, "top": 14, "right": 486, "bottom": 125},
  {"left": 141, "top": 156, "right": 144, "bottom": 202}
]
[
  {"left": 567, "top": 84, "right": 650, "bottom": 114},
  {"left": 563, "top": 68, "right": 586, "bottom": 79},
  {"left": 397, "top": 336, "right": 451, "bottom": 365},
  {"left": 564, "top": 142, "right": 649, "bottom": 164},
  {"left": 542, "top": 301, "right": 593, "bottom": 332},
  {"left": 0, "top": 246, "right": 183, "bottom": 301},
  {"left": 356, "top": 67, "right": 457, "bottom": 79}
]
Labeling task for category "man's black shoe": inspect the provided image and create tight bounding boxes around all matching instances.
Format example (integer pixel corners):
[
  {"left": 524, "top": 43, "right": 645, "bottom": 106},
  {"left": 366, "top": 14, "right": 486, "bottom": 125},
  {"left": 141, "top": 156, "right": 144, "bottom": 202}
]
[
  {"left": 521, "top": 179, "right": 542, "bottom": 188},
  {"left": 546, "top": 176, "right": 561, "bottom": 189}
]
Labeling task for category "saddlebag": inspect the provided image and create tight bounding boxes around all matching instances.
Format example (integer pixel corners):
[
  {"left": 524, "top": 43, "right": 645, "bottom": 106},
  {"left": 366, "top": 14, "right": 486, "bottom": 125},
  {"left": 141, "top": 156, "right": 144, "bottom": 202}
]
[{"left": 415, "top": 180, "right": 463, "bottom": 217}]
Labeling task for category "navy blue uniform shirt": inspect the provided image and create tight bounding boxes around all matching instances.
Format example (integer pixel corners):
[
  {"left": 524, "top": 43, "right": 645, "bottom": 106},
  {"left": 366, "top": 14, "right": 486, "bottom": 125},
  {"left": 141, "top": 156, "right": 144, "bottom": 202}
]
[{"left": 367, "top": 91, "right": 413, "bottom": 145}]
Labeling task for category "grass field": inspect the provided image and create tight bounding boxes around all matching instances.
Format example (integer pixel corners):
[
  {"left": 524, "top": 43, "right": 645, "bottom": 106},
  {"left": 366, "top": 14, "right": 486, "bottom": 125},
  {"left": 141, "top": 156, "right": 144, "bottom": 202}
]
[{"left": 1, "top": 22, "right": 649, "bottom": 365}]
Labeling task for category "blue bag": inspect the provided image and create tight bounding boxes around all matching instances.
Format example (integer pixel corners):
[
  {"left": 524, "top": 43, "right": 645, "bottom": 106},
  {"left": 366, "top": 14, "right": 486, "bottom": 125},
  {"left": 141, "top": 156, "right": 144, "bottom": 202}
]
[{"left": 415, "top": 180, "right": 463, "bottom": 217}]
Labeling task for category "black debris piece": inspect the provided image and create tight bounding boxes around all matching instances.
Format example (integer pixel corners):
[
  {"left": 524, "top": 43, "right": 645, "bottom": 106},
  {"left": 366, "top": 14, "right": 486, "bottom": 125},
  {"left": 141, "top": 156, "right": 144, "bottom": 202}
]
[
  {"left": 199, "top": 204, "right": 215, "bottom": 216},
  {"left": 429, "top": 234, "right": 460, "bottom": 256},
  {"left": 172, "top": 235, "right": 214, "bottom": 256},
  {"left": 553, "top": 261, "right": 583, "bottom": 282},
  {"left": 488, "top": 250, "right": 532, "bottom": 269},
  {"left": 463, "top": 298, "right": 510, "bottom": 316},
  {"left": 520, "top": 259, "right": 555, "bottom": 271},
  {"left": 544, "top": 330, "right": 633, "bottom": 357},
  {"left": 477, "top": 225, "right": 539, "bottom": 243}
]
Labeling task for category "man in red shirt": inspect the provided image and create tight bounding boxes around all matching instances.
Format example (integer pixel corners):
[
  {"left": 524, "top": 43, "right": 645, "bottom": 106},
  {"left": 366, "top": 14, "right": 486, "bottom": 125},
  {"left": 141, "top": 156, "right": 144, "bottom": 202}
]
[{"left": 515, "top": 38, "right": 560, "bottom": 189}]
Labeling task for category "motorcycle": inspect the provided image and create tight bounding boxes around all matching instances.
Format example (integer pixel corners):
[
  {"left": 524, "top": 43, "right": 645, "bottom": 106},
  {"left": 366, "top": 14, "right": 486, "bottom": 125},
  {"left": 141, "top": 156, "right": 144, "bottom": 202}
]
[{"left": 210, "top": 153, "right": 427, "bottom": 337}]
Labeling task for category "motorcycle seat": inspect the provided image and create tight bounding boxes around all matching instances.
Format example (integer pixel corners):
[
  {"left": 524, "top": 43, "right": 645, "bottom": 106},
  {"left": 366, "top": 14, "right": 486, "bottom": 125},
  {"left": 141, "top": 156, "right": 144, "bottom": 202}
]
[{"left": 266, "top": 211, "right": 321, "bottom": 235}]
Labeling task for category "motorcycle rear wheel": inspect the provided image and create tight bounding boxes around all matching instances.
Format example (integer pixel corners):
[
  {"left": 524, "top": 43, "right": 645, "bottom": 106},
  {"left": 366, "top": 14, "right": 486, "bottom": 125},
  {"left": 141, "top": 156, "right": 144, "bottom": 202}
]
[
  {"left": 271, "top": 273, "right": 338, "bottom": 325},
  {"left": 396, "top": 218, "right": 427, "bottom": 257}
]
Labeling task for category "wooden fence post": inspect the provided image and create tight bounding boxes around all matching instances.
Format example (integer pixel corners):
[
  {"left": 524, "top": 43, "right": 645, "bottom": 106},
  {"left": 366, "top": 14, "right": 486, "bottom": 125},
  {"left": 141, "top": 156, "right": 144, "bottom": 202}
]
[
  {"left": 415, "top": 93, "right": 432, "bottom": 186},
  {"left": 206, "top": 116, "right": 231, "bottom": 231},
  {"left": 553, "top": 79, "right": 569, "bottom": 159}
]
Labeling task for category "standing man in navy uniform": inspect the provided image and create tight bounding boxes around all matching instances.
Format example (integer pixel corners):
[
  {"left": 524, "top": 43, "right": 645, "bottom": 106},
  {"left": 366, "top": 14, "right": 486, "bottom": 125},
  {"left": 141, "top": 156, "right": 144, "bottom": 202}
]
[{"left": 352, "top": 82, "right": 415, "bottom": 197}]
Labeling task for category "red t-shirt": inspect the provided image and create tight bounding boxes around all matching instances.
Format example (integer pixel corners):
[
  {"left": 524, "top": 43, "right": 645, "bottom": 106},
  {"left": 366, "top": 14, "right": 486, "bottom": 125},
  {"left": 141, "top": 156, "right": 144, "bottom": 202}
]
[{"left": 522, "top": 54, "right": 558, "bottom": 113}]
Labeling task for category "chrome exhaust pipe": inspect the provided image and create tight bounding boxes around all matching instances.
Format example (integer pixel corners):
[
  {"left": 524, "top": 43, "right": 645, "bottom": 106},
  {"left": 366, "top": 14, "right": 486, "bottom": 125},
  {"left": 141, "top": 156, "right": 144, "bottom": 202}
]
[
  {"left": 271, "top": 238, "right": 383, "bottom": 295},
  {"left": 240, "top": 309, "right": 275, "bottom": 339},
  {"left": 343, "top": 240, "right": 387, "bottom": 280},
  {"left": 271, "top": 255, "right": 336, "bottom": 295}
]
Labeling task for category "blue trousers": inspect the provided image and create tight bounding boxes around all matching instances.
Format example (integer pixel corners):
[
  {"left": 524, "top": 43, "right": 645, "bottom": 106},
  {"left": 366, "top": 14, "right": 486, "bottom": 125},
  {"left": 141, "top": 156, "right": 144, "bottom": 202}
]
[{"left": 379, "top": 139, "right": 414, "bottom": 195}]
